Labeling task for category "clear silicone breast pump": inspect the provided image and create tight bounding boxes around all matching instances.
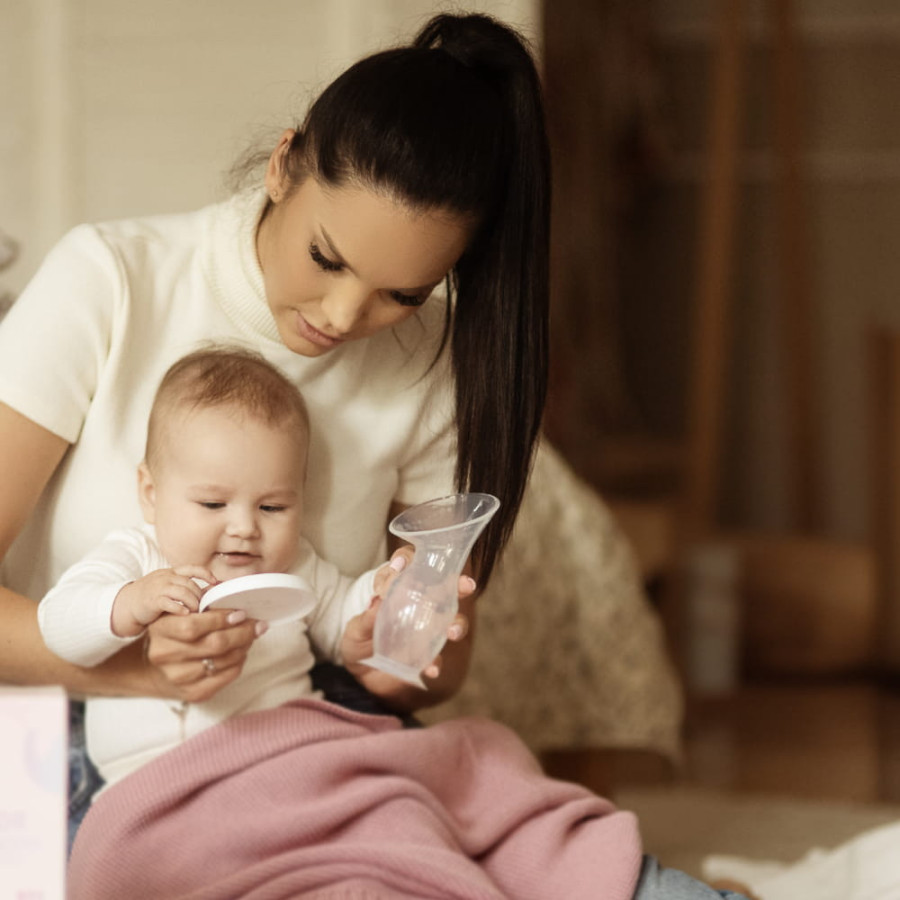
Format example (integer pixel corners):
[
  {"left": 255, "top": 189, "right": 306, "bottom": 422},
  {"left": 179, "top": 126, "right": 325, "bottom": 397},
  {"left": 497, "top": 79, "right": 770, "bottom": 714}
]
[{"left": 361, "top": 492, "right": 500, "bottom": 688}]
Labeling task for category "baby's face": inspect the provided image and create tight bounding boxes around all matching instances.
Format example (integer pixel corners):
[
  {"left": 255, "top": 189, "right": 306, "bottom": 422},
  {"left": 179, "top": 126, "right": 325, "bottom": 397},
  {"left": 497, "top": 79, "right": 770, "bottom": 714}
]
[{"left": 139, "top": 406, "right": 306, "bottom": 582}]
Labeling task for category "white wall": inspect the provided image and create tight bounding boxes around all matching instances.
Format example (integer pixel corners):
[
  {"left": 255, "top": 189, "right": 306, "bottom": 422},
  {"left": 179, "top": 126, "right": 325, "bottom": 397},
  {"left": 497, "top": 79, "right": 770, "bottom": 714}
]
[{"left": 0, "top": 0, "right": 538, "bottom": 295}]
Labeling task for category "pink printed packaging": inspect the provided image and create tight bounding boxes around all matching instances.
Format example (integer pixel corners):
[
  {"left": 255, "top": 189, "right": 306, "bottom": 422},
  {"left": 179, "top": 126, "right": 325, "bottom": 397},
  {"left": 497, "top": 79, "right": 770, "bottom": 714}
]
[{"left": 0, "top": 686, "right": 67, "bottom": 900}]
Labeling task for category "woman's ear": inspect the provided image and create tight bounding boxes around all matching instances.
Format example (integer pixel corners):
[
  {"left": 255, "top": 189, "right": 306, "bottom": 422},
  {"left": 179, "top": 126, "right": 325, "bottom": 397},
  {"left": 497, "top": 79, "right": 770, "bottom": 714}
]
[
  {"left": 264, "top": 129, "right": 296, "bottom": 203},
  {"left": 137, "top": 461, "right": 157, "bottom": 524}
]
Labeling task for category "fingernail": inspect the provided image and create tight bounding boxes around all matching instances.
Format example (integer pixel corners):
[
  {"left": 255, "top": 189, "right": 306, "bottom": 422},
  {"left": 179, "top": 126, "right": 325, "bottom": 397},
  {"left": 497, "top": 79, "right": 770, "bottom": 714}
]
[
  {"left": 389, "top": 555, "right": 407, "bottom": 573},
  {"left": 462, "top": 576, "right": 476, "bottom": 592},
  {"left": 227, "top": 610, "right": 247, "bottom": 625},
  {"left": 448, "top": 623, "right": 465, "bottom": 641},
  {"left": 255, "top": 621, "right": 268, "bottom": 637}
]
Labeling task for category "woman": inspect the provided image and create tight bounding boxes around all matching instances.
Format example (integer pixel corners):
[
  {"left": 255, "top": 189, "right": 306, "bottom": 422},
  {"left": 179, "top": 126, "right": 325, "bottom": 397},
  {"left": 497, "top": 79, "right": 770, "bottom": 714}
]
[
  {"left": 0, "top": 8, "right": 546, "bottom": 810},
  {"left": 0, "top": 12, "right": 750, "bottom": 898}
]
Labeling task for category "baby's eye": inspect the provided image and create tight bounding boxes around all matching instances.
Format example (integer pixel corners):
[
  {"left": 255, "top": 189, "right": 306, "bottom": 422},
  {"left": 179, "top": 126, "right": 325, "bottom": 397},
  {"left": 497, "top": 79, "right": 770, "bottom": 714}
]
[
  {"left": 260, "top": 505, "right": 287, "bottom": 513},
  {"left": 389, "top": 289, "right": 428, "bottom": 308},
  {"left": 198, "top": 501, "right": 225, "bottom": 510},
  {"left": 309, "top": 242, "right": 343, "bottom": 273}
]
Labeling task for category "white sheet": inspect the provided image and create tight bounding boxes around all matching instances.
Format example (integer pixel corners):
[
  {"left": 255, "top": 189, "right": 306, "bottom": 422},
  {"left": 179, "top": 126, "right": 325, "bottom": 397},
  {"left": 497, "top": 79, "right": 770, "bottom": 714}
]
[{"left": 704, "top": 818, "right": 900, "bottom": 900}]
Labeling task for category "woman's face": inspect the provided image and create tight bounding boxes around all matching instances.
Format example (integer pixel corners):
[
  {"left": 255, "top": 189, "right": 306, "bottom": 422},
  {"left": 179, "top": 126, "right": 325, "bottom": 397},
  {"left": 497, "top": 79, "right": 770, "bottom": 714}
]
[{"left": 257, "top": 165, "right": 472, "bottom": 357}]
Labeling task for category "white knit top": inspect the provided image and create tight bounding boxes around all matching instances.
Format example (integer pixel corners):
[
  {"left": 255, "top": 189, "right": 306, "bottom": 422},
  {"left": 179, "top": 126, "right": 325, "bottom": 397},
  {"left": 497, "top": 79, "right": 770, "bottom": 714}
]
[
  {"left": 0, "top": 189, "right": 456, "bottom": 600},
  {"left": 37, "top": 523, "right": 374, "bottom": 787}
]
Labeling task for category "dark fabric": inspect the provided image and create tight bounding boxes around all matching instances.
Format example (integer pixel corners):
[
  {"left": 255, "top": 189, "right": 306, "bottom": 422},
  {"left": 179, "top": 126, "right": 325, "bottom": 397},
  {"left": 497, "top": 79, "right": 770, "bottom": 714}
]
[{"left": 310, "top": 662, "right": 423, "bottom": 728}]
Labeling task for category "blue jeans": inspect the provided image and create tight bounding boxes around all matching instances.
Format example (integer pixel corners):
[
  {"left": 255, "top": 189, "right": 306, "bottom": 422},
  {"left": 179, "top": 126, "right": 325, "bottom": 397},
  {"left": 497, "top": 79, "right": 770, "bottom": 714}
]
[
  {"left": 67, "top": 663, "right": 419, "bottom": 853},
  {"left": 67, "top": 700, "right": 103, "bottom": 855},
  {"left": 634, "top": 855, "right": 751, "bottom": 899}
]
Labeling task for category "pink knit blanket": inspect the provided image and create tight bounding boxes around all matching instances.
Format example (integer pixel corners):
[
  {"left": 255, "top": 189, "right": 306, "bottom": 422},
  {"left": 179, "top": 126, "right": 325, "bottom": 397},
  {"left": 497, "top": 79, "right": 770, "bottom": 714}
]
[{"left": 69, "top": 698, "right": 642, "bottom": 899}]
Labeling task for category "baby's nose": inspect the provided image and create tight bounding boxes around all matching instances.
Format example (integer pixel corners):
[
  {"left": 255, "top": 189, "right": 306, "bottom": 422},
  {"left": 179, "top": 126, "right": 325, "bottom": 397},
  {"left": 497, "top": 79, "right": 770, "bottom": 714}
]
[{"left": 226, "top": 508, "right": 259, "bottom": 537}]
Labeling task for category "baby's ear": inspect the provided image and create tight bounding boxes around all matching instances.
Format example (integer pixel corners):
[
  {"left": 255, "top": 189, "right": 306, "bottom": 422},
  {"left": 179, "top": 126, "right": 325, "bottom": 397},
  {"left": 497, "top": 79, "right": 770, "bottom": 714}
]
[{"left": 136, "top": 461, "right": 157, "bottom": 524}]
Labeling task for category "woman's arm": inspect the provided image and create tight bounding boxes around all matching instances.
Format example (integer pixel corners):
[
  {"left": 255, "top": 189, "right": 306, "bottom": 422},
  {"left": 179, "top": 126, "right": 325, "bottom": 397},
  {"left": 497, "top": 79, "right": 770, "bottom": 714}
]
[
  {"left": 2, "top": 577, "right": 253, "bottom": 700},
  {"left": 0, "top": 402, "right": 157, "bottom": 692},
  {"left": 0, "top": 591, "right": 155, "bottom": 696}
]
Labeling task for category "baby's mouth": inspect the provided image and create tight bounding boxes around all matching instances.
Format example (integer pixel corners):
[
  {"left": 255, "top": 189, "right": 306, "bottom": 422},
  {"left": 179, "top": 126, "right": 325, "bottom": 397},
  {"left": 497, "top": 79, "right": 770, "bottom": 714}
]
[{"left": 216, "top": 551, "right": 259, "bottom": 564}]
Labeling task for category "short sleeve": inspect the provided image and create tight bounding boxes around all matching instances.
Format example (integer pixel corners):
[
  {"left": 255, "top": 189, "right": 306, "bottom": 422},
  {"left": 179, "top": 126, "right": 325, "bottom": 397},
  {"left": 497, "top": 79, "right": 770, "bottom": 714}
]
[{"left": 0, "top": 224, "right": 121, "bottom": 442}]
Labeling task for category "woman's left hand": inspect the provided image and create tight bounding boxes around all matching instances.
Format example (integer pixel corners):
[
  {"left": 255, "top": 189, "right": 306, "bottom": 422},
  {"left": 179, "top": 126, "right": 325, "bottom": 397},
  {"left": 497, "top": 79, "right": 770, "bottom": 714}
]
[{"left": 341, "top": 546, "right": 476, "bottom": 693}]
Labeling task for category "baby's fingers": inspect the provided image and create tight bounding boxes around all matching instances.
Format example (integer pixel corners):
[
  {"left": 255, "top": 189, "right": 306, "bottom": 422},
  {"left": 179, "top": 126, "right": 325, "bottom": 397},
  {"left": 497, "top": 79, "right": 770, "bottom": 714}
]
[
  {"left": 172, "top": 565, "right": 218, "bottom": 589},
  {"left": 159, "top": 598, "right": 192, "bottom": 617},
  {"left": 164, "top": 580, "right": 203, "bottom": 612}
]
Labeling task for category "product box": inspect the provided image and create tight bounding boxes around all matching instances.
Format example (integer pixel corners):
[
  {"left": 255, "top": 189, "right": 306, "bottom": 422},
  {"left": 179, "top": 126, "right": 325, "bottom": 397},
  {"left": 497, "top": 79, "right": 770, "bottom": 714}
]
[{"left": 0, "top": 686, "right": 67, "bottom": 900}]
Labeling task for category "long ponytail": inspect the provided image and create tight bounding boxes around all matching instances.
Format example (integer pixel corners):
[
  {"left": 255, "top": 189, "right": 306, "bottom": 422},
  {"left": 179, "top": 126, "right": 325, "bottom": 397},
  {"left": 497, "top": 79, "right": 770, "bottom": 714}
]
[
  {"left": 289, "top": 13, "right": 551, "bottom": 584},
  {"left": 414, "top": 15, "right": 550, "bottom": 583}
]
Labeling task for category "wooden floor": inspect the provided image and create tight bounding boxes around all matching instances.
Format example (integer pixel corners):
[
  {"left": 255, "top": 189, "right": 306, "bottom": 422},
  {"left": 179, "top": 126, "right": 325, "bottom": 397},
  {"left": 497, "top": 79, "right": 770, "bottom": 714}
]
[
  {"left": 680, "top": 678, "right": 900, "bottom": 805},
  {"left": 541, "top": 676, "right": 900, "bottom": 881},
  {"left": 681, "top": 681, "right": 900, "bottom": 803},
  {"left": 543, "top": 676, "right": 900, "bottom": 806}
]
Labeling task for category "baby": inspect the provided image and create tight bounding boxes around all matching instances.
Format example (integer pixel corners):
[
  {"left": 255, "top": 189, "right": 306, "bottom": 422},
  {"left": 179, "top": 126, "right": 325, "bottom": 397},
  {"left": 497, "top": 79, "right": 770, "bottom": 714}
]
[{"left": 39, "top": 345, "right": 391, "bottom": 789}]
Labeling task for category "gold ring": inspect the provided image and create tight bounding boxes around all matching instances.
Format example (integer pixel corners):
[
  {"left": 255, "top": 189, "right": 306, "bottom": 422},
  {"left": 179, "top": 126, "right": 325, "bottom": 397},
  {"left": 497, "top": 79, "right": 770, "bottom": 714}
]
[{"left": 202, "top": 657, "right": 216, "bottom": 676}]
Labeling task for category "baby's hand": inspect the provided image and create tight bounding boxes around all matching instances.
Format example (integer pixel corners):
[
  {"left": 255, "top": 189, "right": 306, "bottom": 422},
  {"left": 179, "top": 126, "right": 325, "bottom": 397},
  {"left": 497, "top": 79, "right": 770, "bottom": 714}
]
[{"left": 111, "top": 565, "right": 217, "bottom": 638}]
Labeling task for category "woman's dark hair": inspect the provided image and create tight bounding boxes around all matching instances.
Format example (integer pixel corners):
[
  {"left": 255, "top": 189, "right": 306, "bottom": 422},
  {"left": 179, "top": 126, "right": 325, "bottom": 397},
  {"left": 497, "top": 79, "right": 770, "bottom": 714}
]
[{"left": 281, "top": 13, "right": 550, "bottom": 584}]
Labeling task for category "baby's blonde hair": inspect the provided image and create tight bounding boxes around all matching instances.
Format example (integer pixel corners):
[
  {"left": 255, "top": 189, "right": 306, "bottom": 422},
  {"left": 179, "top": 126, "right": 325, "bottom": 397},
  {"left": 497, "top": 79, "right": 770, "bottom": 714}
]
[{"left": 145, "top": 345, "right": 310, "bottom": 471}]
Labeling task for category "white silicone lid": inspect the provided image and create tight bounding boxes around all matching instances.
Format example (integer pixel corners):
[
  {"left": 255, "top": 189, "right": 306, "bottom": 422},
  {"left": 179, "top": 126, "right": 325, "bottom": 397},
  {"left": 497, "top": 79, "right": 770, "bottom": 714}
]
[{"left": 199, "top": 573, "right": 317, "bottom": 625}]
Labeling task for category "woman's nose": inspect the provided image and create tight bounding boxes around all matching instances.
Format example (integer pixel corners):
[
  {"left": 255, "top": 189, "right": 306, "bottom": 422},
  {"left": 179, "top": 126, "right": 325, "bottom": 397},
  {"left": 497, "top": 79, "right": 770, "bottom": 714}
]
[{"left": 320, "top": 283, "right": 371, "bottom": 336}]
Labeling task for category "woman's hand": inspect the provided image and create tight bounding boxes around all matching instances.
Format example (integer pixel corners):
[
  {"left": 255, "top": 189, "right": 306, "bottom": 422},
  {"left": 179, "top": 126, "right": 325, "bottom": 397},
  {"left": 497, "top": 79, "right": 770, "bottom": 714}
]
[
  {"left": 143, "top": 607, "right": 267, "bottom": 703},
  {"left": 341, "top": 547, "right": 477, "bottom": 705}
]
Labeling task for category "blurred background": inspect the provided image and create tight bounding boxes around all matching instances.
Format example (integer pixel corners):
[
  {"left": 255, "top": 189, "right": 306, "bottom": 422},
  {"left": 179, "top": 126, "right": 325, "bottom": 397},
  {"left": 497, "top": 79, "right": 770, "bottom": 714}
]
[{"left": 4, "top": 0, "right": 900, "bottom": 884}]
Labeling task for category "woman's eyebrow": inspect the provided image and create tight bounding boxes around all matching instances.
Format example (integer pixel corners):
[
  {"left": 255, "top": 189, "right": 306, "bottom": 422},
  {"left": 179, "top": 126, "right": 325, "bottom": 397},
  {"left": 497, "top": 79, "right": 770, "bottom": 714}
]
[
  {"left": 320, "top": 226, "right": 354, "bottom": 272},
  {"left": 320, "top": 225, "right": 437, "bottom": 294}
]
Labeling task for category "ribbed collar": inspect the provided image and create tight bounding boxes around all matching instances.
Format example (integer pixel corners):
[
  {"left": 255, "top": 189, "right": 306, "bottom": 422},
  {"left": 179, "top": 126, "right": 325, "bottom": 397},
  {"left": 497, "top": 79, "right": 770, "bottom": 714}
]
[{"left": 204, "top": 187, "right": 284, "bottom": 345}]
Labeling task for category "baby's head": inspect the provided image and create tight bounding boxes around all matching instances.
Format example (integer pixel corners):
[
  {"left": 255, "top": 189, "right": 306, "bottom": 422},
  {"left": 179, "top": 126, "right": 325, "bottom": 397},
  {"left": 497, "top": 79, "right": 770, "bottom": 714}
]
[{"left": 138, "top": 346, "right": 310, "bottom": 582}]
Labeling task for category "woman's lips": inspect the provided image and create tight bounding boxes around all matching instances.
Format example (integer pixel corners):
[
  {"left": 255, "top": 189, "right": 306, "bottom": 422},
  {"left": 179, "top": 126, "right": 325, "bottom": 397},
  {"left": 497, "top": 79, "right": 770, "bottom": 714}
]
[{"left": 295, "top": 312, "right": 344, "bottom": 349}]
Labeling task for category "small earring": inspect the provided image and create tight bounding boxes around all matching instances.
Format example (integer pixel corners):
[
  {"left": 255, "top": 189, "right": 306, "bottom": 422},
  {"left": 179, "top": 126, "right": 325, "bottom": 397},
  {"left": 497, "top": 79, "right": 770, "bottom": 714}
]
[{"left": 269, "top": 189, "right": 280, "bottom": 203}]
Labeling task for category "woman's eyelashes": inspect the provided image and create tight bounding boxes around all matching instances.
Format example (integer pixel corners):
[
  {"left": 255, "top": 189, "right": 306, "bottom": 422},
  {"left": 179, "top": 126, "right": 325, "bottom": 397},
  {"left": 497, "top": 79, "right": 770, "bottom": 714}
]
[
  {"left": 308, "top": 241, "right": 428, "bottom": 307},
  {"left": 308, "top": 241, "right": 342, "bottom": 272},
  {"left": 389, "top": 289, "right": 427, "bottom": 307}
]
